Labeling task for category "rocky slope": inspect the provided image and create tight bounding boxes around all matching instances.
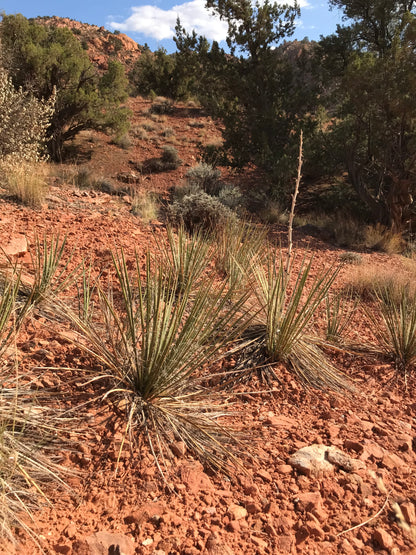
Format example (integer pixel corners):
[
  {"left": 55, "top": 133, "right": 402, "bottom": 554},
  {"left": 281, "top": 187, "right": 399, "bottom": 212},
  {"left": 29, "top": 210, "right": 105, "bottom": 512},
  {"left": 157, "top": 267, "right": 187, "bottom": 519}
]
[{"left": 36, "top": 16, "right": 141, "bottom": 72}]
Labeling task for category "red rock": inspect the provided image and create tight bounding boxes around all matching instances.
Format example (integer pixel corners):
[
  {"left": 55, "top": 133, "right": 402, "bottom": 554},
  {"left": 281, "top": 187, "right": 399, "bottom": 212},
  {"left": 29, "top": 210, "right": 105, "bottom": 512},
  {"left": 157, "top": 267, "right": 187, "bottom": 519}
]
[
  {"left": 227, "top": 503, "right": 247, "bottom": 521},
  {"left": 246, "top": 501, "right": 261, "bottom": 514},
  {"left": 305, "top": 513, "right": 326, "bottom": 539},
  {"left": 276, "top": 464, "right": 293, "bottom": 475},
  {"left": 401, "top": 501, "right": 416, "bottom": 525},
  {"left": 276, "top": 534, "right": 294, "bottom": 552},
  {"left": 382, "top": 452, "right": 408, "bottom": 471},
  {"left": 361, "top": 440, "right": 384, "bottom": 460},
  {"left": 373, "top": 527, "right": 394, "bottom": 550},
  {"left": 265, "top": 414, "right": 297, "bottom": 428},
  {"left": 180, "top": 462, "right": 214, "bottom": 494},
  {"left": 295, "top": 491, "right": 323, "bottom": 513},
  {"left": 256, "top": 468, "right": 272, "bottom": 482},
  {"left": 344, "top": 439, "right": 364, "bottom": 453},
  {"left": 289, "top": 444, "right": 334, "bottom": 477},
  {"left": 3, "top": 234, "right": 28, "bottom": 257},
  {"left": 85, "top": 531, "right": 135, "bottom": 555},
  {"left": 251, "top": 536, "right": 268, "bottom": 549}
]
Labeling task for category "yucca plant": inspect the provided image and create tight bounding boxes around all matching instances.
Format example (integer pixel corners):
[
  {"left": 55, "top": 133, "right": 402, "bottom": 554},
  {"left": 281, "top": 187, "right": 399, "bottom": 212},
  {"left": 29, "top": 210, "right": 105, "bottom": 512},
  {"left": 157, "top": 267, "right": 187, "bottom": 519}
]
[
  {"left": 214, "top": 220, "right": 268, "bottom": 294},
  {"left": 64, "top": 250, "right": 251, "bottom": 474},
  {"left": 0, "top": 273, "right": 20, "bottom": 358},
  {"left": 370, "top": 284, "right": 416, "bottom": 375},
  {"left": 246, "top": 251, "right": 351, "bottom": 391},
  {"left": 156, "top": 224, "right": 212, "bottom": 296},
  {"left": 325, "top": 291, "right": 359, "bottom": 344},
  {"left": 0, "top": 383, "right": 69, "bottom": 545},
  {"left": 19, "top": 234, "right": 78, "bottom": 315}
]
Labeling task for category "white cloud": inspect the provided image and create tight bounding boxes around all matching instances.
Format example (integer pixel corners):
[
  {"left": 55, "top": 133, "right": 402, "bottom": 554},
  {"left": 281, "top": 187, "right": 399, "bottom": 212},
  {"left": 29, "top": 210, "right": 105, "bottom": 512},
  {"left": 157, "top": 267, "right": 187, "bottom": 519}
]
[
  {"left": 109, "top": 0, "right": 310, "bottom": 42},
  {"left": 108, "top": 0, "right": 228, "bottom": 41}
]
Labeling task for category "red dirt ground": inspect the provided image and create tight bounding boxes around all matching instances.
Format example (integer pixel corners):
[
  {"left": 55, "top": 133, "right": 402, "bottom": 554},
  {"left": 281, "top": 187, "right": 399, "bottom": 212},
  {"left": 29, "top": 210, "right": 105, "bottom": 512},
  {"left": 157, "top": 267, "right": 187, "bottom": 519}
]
[{"left": 0, "top": 97, "right": 415, "bottom": 555}]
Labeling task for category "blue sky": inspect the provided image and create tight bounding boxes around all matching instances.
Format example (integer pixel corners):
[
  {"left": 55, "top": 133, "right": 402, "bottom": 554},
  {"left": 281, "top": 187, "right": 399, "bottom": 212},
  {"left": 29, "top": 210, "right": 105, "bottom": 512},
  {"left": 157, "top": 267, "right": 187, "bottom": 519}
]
[{"left": 1, "top": 1, "right": 345, "bottom": 51}]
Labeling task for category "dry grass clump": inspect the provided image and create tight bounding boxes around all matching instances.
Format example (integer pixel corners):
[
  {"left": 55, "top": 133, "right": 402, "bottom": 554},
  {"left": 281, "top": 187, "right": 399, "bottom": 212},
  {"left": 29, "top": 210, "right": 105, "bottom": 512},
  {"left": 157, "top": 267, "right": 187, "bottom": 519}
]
[
  {"left": 214, "top": 220, "right": 267, "bottom": 294},
  {"left": 0, "top": 263, "right": 69, "bottom": 545},
  {"left": 130, "top": 190, "right": 160, "bottom": 222},
  {"left": 344, "top": 263, "right": 415, "bottom": 302},
  {"left": 1, "top": 162, "right": 49, "bottom": 207},
  {"left": 364, "top": 223, "right": 404, "bottom": 254},
  {"left": 325, "top": 291, "right": 358, "bottom": 344}
]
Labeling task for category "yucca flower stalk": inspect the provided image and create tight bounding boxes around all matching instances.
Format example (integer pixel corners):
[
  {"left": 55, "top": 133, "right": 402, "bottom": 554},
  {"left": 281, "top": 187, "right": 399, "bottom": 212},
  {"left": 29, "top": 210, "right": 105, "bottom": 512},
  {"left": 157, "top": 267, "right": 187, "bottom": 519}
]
[
  {"left": 64, "top": 250, "right": 251, "bottom": 473},
  {"left": 248, "top": 251, "right": 351, "bottom": 391}
]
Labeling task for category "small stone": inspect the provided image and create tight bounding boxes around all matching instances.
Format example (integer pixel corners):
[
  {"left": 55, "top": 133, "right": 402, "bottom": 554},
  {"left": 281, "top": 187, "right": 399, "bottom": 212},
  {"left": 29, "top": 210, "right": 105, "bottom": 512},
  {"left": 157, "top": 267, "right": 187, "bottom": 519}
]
[
  {"left": 382, "top": 452, "right": 408, "bottom": 471},
  {"left": 142, "top": 538, "right": 153, "bottom": 547},
  {"left": 277, "top": 535, "right": 294, "bottom": 552},
  {"left": 361, "top": 441, "right": 384, "bottom": 460},
  {"left": 246, "top": 502, "right": 261, "bottom": 514},
  {"left": 344, "top": 439, "right": 364, "bottom": 453},
  {"left": 251, "top": 536, "right": 268, "bottom": 549},
  {"left": 170, "top": 441, "right": 186, "bottom": 458},
  {"left": 276, "top": 464, "right": 293, "bottom": 475},
  {"left": 373, "top": 528, "right": 394, "bottom": 550},
  {"left": 65, "top": 522, "right": 77, "bottom": 539},
  {"left": 227, "top": 503, "right": 247, "bottom": 521},
  {"left": 326, "top": 449, "right": 365, "bottom": 472},
  {"left": 401, "top": 502, "right": 416, "bottom": 525},
  {"left": 305, "top": 514, "right": 326, "bottom": 539},
  {"left": 295, "top": 492, "right": 323, "bottom": 513},
  {"left": 256, "top": 468, "right": 272, "bottom": 482}
]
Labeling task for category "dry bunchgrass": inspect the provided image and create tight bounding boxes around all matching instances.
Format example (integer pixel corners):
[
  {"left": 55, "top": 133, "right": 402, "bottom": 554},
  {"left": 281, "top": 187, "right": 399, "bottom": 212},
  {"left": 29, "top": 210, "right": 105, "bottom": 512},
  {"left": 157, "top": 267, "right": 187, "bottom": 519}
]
[
  {"left": 1, "top": 162, "right": 49, "bottom": 207},
  {"left": 130, "top": 189, "right": 160, "bottom": 222},
  {"left": 344, "top": 263, "right": 416, "bottom": 302},
  {"left": 364, "top": 223, "right": 404, "bottom": 254}
]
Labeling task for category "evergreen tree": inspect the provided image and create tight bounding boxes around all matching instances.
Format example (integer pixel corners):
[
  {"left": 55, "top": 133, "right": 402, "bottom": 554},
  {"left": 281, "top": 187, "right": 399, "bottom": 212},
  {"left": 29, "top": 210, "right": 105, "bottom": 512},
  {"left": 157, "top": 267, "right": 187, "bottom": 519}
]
[{"left": 0, "top": 14, "right": 130, "bottom": 160}]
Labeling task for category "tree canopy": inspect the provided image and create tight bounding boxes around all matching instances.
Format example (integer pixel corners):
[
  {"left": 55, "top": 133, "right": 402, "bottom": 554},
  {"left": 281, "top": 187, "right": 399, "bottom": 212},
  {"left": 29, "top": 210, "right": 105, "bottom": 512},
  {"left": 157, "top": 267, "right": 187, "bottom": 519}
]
[{"left": 0, "top": 14, "right": 130, "bottom": 160}]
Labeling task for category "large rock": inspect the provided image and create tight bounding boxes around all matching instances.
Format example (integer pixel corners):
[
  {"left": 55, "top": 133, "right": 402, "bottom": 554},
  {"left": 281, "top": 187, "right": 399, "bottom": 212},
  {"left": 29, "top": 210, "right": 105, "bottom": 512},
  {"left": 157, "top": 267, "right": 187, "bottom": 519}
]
[
  {"left": 3, "top": 235, "right": 28, "bottom": 257},
  {"left": 84, "top": 531, "right": 135, "bottom": 555},
  {"left": 289, "top": 444, "right": 365, "bottom": 477}
]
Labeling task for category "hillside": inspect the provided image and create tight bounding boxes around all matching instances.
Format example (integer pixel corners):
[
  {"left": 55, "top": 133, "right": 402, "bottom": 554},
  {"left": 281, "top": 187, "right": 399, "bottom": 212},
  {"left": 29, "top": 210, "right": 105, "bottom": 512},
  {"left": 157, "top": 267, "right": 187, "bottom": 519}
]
[
  {"left": 1, "top": 91, "right": 416, "bottom": 555},
  {"left": 35, "top": 16, "right": 142, "bottom": 71}
]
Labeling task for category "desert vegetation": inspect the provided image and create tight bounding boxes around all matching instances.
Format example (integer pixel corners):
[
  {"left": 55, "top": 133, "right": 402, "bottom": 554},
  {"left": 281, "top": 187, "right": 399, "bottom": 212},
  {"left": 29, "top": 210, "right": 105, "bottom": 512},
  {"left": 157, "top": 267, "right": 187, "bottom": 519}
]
[{"left": 0, "top": 1, "right": 416, "bottom": 552}]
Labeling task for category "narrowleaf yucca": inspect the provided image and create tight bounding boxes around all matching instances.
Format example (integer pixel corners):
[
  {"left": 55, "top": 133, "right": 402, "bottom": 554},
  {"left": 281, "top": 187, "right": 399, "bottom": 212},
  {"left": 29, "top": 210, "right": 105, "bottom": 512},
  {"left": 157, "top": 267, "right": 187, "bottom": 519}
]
[
  {"left": 215, "top": 220, "right": 268, "bottom": 294},
  {"left": 18, "top": 234, "right": 78, "bottom": 317},
  {"left": 156, "top": 224, "right": 212, "bottom": 296},
  {"left": 371, "top": 284, "right": 416, "bottom": 374},
  {"left": 325, "top": 291, "right": 358, "bottom": 344},
  {"left": 249, "top": 252, "right": 351, "bottom": 391},
  {"left": 0, "top": 273, "right": 20, "bottom": 357},
  {"left": 0, "top": 383, "right": 69, "bottom": 544},
  {"left": 66, "top": 250, "right": 250, "bottom": 473}
]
